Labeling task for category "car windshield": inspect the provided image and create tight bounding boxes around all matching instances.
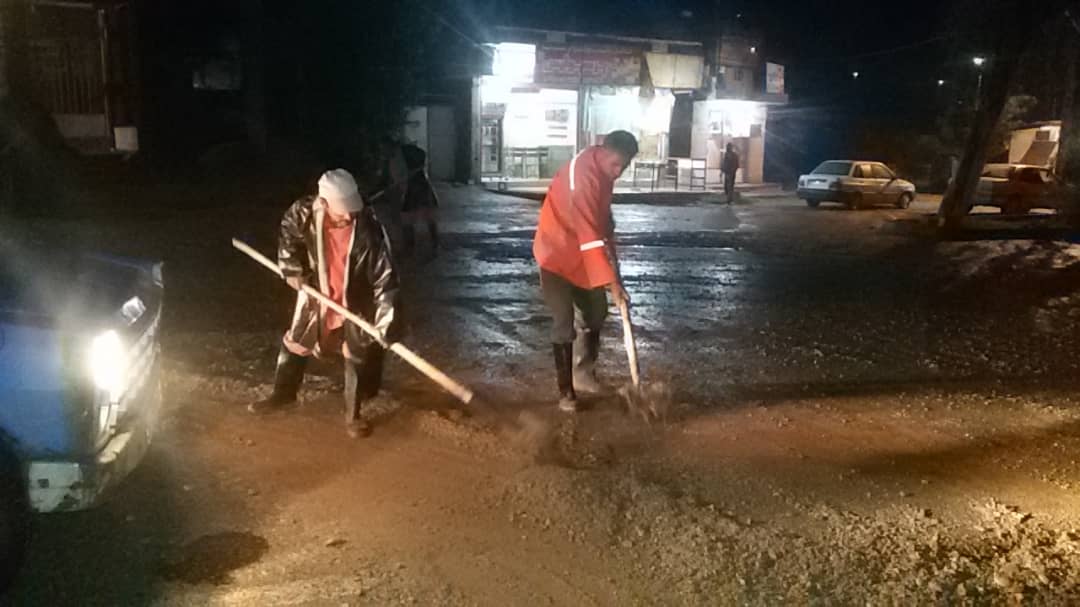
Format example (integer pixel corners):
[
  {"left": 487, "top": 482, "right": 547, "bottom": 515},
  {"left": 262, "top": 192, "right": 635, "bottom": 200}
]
[
  {"left": 981, "top": 165, "right": 1014, "bottom": 179},
  {"left": 812, "top": 161, "right": 853, "bottom": 176}
]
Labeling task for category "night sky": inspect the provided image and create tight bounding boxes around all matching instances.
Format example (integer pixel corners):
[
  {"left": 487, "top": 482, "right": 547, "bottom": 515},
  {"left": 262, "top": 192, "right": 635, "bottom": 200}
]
[{"left": 132, "top": 0, "right": 993, "bottom": 176}]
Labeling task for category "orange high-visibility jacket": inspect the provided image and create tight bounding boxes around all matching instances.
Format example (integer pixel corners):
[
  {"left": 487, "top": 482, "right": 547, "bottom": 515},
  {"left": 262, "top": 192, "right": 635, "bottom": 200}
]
[{"left": 532, "top": 146, "right": 618, "bottom": 289}]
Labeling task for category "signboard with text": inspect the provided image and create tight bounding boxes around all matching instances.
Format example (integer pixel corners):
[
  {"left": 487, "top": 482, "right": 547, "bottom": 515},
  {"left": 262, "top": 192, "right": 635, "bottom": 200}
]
[{"left": 535, "top": 45, "right": 642, "bottom": 88}]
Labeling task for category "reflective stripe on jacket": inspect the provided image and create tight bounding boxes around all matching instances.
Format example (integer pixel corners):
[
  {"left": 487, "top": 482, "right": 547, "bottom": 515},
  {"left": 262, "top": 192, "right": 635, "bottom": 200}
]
[{"left": 532, "top": 146, "right": 617, "bottom": 289}]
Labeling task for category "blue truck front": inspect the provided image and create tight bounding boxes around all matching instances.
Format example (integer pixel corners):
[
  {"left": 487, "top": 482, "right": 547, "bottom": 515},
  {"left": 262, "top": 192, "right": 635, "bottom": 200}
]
[{"left": 0, "top": 253, "right": 163, "bottom": 513}]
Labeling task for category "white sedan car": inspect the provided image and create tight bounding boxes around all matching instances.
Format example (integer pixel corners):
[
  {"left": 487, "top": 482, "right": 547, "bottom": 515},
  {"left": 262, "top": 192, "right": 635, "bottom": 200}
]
[{"left": 797, "top": 160, "right": 917, "bottom": 210}]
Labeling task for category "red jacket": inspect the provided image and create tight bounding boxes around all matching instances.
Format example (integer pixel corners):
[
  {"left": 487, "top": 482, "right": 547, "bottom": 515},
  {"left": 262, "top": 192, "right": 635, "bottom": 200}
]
[{"left": 533, "top": 146, "right": 618, "bottom": 289}]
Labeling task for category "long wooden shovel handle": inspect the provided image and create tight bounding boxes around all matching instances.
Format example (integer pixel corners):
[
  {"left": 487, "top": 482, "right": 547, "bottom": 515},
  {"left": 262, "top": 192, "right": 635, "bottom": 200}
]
[
  {"left": 232, "top": 238, "right": 474, "bottom": 405},
  {"left": 618, "top": 300, "right": 641, "bottom": 388}
]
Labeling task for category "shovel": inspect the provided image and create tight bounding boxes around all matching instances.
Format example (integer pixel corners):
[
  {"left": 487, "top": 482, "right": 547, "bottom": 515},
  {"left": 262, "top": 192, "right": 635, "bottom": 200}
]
[
  {"left": 232, "top": 238, "right": 474, "bottom": 405},
  {"left": 617, "top": 300, "right": 668, "bottom": 423}
]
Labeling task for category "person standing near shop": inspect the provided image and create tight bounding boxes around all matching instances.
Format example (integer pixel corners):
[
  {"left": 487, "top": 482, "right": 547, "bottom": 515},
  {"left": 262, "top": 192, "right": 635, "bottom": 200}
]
[
  {"left": 532, "top": 130, "right": 639, "bottom": 412},
  {"left": 722, "top": 142, "right": 740, "bottom": 204}
]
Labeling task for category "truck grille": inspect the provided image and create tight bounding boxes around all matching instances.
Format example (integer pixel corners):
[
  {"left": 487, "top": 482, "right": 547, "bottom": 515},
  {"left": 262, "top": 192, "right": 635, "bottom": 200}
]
[{"left": 118, "top": 304, "right": 161, "bottom": 416}]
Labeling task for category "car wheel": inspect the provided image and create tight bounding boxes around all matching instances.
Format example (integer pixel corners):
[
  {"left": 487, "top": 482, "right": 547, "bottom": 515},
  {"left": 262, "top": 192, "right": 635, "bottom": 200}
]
[
  {"left": 896, "top": 192, "right": 913, "bottom": 209},
  {"left": 845, "top": 193, "right": 862, "bottom": 210},
  {"left": 805, "top": 199, "right": 820, "bottom": 208},
  {"left": 0, "top": 444, "right": 28, "bottom": 595}
]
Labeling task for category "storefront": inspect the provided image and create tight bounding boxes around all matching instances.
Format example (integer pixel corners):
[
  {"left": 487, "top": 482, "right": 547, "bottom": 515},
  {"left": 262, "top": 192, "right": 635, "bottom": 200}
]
[
  {"left": 691, "top": 98, "right": 770, "bottom": 184},
  {"left": 476, "top": 40, "right": 703, "bottom": 183}
]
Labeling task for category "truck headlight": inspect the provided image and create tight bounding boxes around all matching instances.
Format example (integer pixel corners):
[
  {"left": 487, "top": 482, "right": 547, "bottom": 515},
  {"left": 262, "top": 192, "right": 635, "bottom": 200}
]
[{"left": 89, "top": 330, "right": 127, "bottom": 400}]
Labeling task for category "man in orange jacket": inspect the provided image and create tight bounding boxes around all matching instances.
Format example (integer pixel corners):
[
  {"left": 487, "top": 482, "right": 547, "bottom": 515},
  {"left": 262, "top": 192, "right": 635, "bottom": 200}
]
[{"left": 533, "top": 130, "right": 639, "bottom": 412}]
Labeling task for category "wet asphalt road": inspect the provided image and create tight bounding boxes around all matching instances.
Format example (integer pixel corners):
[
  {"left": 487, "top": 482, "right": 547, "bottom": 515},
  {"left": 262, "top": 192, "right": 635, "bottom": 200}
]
[
  {"left": 425, "top": 190, "right": 1080, "bottom": 402},
  {"left": 7, "top": 186, "right": 1080, "bottom": 605}
]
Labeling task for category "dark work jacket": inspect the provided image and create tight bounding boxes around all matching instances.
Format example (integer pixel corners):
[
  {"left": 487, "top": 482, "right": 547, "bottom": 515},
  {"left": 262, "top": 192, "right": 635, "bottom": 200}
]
[
  {"left": 278, "top": 195, "right": 402, "bottom": 358},
  {"left": 402, "top": 169, "right": 439, "bottom": 213},
  {"left": 400, "top": 144, "right": 438, "bottom": 213},
  {"left": 722, "top": 152, "right": 740, "bottom": 176}
]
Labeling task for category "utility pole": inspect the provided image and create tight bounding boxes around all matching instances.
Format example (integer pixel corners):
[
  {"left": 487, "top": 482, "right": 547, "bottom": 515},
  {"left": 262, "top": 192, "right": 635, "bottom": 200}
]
[
  {"left": 0, "top": 3, "right": 9, "bottom": 215},
  {"left": 1059, "top": 9, "right": 1079, "bottom": 183},
  {"left": 938, "top": 1, "right": 1055, "bottom": 228},
  {"left": 0, "top": 2, "right": 9, "bottom": 100},
  {"left": 242, "top": 0, "right": 268, "bottom": 152},
  {"left": 972, "top": 56, "right": 985, "bottom": 111}
]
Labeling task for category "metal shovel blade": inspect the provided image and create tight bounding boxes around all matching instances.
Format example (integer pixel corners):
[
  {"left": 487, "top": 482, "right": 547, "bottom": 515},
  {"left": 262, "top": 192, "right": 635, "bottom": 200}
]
[
  {"left": 619, "top": 381, "right": 672, "bottom": 424},
  {"left": 617, "top": 300, "right": 671, "bottom": 423}
]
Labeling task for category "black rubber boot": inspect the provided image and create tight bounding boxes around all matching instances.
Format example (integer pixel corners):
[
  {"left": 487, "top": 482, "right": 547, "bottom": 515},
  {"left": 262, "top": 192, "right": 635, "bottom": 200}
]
[
  {"left": 573, "top": 329, "right": 606, "bottom": 394},
  {"left": 553, "top": 343, "right": 577, "bottom": 412},
  {"left": 248, "top": 345, "right": 307, "bottom": 414},
  {"left": 344, "top": 350, "right": 384, "bottom": 438}
]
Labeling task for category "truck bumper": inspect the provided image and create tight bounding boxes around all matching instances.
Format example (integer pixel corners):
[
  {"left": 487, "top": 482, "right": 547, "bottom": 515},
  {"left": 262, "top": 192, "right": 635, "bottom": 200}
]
[{"left": 26, "top": 367, "right": 161, "bottom": 513}]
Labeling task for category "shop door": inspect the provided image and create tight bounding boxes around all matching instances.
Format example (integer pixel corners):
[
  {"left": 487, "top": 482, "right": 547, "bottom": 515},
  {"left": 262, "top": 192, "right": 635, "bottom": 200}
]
[{"left": 481, "top": 119, "right": 502, "bottom": 175}]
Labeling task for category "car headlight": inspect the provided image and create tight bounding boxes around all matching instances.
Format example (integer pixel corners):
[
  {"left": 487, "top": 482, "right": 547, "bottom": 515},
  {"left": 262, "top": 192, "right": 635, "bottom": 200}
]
[{"left": 89, "top": 330, "right": 128, "bottom": 401}]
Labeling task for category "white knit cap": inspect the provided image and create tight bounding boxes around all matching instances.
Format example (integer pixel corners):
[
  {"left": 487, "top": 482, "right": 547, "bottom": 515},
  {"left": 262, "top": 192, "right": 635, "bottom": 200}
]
[{"left": 318, "top": 169, "right": 364, "bottom": 213}]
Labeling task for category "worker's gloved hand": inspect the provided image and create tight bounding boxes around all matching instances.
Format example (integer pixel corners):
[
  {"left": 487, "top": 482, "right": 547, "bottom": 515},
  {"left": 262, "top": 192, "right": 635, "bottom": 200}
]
[
  {"left": 285, "top": 275, "right": 306, "bottom": 291},
  {"left": 609, "top": 282, "right": 631, "bottom": 309}
]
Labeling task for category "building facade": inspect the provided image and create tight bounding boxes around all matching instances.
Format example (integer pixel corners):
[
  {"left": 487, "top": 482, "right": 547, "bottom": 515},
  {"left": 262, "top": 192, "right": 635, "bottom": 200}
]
[
  {"left": 472, "top": 24, "right": 787, "bottom": 187},
  {"left": 7, "top": 0, "right": 139, "bottom": 155}
]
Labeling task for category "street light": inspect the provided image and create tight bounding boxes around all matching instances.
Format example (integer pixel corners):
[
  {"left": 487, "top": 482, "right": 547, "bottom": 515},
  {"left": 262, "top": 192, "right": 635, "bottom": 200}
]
[
  {"left": 972, "top": 56, "right": 986, "bottom": 111},
  {"left": 852, "top": 71, "right": 860, "bottom": 79},
  {"left": 937, "top": 79, "right": 945, "bottom": 86}
]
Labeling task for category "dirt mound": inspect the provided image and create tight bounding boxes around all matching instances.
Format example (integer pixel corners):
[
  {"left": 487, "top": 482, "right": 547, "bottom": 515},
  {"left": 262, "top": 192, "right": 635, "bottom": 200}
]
[{"left": 496, "top": 464, "right": 1080, "bottom": 605}]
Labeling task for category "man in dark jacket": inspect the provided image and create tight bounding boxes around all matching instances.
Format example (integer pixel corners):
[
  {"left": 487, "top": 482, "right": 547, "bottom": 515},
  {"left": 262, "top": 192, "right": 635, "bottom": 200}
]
[
  {"left": 248, "top": 169, "right": 402, "bottom": 438},
  {"left": 399, "top": 143, "right": 440, "bottom": 257},
  {"left": 722, "top": 142, "right": 740, "bottom": 204}
]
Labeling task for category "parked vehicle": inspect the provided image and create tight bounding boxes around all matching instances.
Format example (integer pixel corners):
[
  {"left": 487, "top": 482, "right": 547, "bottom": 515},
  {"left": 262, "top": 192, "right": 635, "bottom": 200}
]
[
  {"left": 0, "top": 249, "right": 163, "bottom": 591},
  {"left": 973, "top": 163, "right": 1064, "bottom": 214},
  {"left": 797, "top": 160, "right": 917, "bottom": 210}
]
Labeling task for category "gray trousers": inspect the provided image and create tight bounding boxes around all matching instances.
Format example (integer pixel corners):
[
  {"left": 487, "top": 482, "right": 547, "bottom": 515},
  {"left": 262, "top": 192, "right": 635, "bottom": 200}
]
[{"left": 540, "top": 269, "right": 608, "bottom": 344}]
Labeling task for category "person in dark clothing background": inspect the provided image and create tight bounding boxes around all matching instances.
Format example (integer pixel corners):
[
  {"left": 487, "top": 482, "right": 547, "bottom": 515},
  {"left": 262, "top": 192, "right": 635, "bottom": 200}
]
[
  {"left": 400, "top": 143, "right": 440, "bottom": 257},
  {"left": 722, "top": 142, "right": 740, "bottom": 204}
]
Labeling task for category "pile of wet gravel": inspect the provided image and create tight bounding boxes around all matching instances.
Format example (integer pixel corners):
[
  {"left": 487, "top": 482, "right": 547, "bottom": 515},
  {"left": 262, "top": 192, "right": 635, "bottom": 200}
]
[{"left": 491, "top": 463, "right": 1080, "bottom": 605}]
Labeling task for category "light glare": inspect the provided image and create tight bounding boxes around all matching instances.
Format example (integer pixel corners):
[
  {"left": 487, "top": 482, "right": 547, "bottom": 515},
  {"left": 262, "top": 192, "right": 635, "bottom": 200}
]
[{"left": 89, "top": 330, "right": 127, "bottom": 399}]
